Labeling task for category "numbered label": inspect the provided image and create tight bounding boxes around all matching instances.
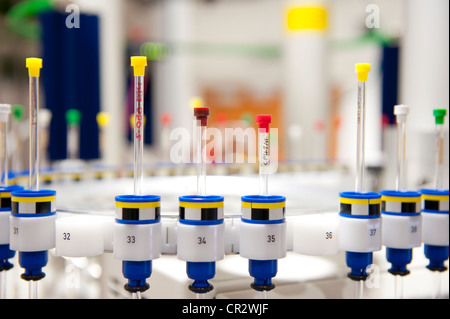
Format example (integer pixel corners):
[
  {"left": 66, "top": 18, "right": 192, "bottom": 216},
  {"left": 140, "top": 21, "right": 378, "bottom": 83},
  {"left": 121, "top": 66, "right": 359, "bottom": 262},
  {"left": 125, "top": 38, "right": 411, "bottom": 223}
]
[
  {"left": 198, "top": 236, "right": 206, "bottom": 245},
  {"left": 369, "top": 228, "right": 377, "bottom": 236},
  {"left": 63, "top": 232, "right": 71, "bottom": 240},
  {"left": 13, "top": 227, "right": 19, "bottom": 235},
  {"left": 127, "top": 235, "right": 136, "bottom": 244},
  {"left": 267, "top": 235, "right": 276, "bottom": 243},
  {"left": 325, "top": 231, "right": 333, "bottom": 239}
]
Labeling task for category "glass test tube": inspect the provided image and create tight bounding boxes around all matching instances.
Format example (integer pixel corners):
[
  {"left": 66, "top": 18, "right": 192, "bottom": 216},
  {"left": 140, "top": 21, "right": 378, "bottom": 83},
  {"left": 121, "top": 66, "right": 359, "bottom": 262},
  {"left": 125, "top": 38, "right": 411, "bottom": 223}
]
[
  {"left": 396, "top": 120, "right": 406, "bottom": 191},
  {"left": 133, "top": 73, "right": 144, "bottom": 196},
  {"left": 29, "top": 74, "right": 39, "bottom": 191},
  {"left": 434, "top": 121, "right": 445, "bottom": 190},
  {"left": 197, "top": 121, "right": 207, "bottom": 196},
  {"left": 355, "top": 80, "right": 366, "bottom": 193},
  {"left": 259, "top": 130, "right": 270, "bottom": 196},
  {"left": 256, "top": 115, "right": 271, "bottom": 197},
  {"left": 0, "top": 105, "right": 9, "bottom": 186}
]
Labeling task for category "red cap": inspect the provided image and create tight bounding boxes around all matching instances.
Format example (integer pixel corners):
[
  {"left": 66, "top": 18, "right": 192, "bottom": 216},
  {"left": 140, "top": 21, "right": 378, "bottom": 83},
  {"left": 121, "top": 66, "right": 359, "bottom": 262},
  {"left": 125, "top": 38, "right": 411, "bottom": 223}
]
[
  {"left": 194, "top": 107, "right": 209, "bottom": 126},
  {"left": 256, "top": 114, "right": 272, "bottom": 133},
  {"left": 161, "top": 112, "right": 172, "bottom": 126}
]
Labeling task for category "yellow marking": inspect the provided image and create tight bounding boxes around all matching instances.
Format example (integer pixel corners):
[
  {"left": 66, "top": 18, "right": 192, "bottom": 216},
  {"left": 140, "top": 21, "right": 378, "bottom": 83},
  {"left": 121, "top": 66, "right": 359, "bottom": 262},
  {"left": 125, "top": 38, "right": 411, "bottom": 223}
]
[
  {"left": 116, "top": 201, "right": 160, "bottom": 209},
  {"left": 180, "top": 201, "right": 223, "bottom": 209},
  {"left": 12, "top": 196, "right": 55, "bottom": 203}
]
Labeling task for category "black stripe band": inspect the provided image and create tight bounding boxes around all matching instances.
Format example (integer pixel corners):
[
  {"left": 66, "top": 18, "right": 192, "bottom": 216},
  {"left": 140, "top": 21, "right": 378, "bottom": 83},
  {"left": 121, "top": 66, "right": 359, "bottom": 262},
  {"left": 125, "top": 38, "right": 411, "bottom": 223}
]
[
  {"left": 340, "top": 203, "right": 381, "bottom": 216},
  {"left": 424, "top": 200, "right": 440, "bottom": 211},
  {"left": 120, "top": 206, "right": 160, "bottom": 221},
  {"left": 0, "top": 197, "right": 11, "bottom": 209},
  {"left": 11, "top": 201, "right": 53, "bottom": 214},
  {"left": 401, "top": 202, "right": 417, "bottom": 213},
  {"left": 179, "top": 207, "right": 219, "bottom": 220},
  {"left": 250, "top": 208, "right": 270, "bottom": 220}
]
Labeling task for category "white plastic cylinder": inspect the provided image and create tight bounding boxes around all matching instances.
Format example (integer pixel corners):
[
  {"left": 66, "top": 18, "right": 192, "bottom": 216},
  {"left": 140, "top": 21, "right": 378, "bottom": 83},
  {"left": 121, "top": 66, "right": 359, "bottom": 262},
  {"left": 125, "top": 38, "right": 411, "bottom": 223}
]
[
  {"left": 381, "top": 214, "right": 422, "bottom": 249},
  {"left": 422, "top": 213, "right": 449, "bottom": 246},
  {"left": 0, "top": 211, "right": 10, "bottom": 245},
  {"left": 176, "top": 222, "right": 225, "bottom": 262},
  {"left": 55, "top": 215, "right": 105, "bottom": 257},
  {"left": 338, "top": 216, "right": 381, "bottom": 253},
  {"left": 113, "top": 222, "right": 162, "bottom": 261},
  {"left": 9, "top": 215, "right": 56, "bottom": 252},
  {"left": 239, "top": 221, "right": 286, "bottom": 260},
  {"left": 293, "top": 213, "right": 339, "bottom": 256}
]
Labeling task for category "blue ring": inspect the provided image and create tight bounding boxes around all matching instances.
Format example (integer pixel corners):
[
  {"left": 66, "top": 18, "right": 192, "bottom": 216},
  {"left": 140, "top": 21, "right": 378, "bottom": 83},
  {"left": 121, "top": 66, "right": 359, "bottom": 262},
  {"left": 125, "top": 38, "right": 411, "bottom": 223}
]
[
  {"left": 339, "top": 191, "right": 381, "bottom": 199},
  {"left": 116, "top": 218, "right": 161, "bottom": 225},
  {"left": 179, "top": 218, "right": 224, "bottom": 226},
  {"left": 115, "top": 194, "right": 160, "bottom": 203},
  {"left": 11, "top": 212, "right": 55, "bottom": 218},
  {"left": 11, "top": 189, "right": 56, "bottom": 197},
  {"left": 241, "top": 195, "right": 286, "bottom": 203},
  {"left": 241, "top": 218, "right": 285, "bottom": 224},
  {"left": 338, "top": 213, "right": 381, "bottom": 219},
  {"left": 381, "top": 211, "right": 420, "bottom": 217},
  {"left": 0, "top": 185, "right": 23, "bottom": 193},
  {"left": 179, "top": 195, "right": 224, "bottom": 203},
  {"left": 420, "top": 189, "right": 449, "bottom": 196},
  {"left": 380, "top": 190, "right": 421, "bottom": 197}
]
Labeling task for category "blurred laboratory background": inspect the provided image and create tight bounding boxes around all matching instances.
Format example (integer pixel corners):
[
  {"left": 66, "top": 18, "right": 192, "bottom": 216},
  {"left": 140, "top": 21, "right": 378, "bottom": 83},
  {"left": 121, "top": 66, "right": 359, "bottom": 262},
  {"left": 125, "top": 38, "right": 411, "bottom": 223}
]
[{"left": 0, "top": 0, "right": 448, "bottom": 299}]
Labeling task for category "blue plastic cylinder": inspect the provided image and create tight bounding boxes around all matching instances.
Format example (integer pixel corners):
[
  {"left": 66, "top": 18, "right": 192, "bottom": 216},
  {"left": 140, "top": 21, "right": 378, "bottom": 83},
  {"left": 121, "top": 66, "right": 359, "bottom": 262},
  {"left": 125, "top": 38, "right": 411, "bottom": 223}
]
[
  {"left": 346, "top": 251, "right": 373, "bottom": 281},
  {"left": 386, "top": 248, "right": 412, "bottom": 276},
  {"left": 18, "top": 251, "right": 48, "bottom": 281},
  {"left": 186, "top": 261, "right": 215, "bottom": 293},
  {"left": 424, "top": 245, "right": 449, "bottom": 272},
  {"left": 249, "top": 259, "right": 277, "bottom": 291}
]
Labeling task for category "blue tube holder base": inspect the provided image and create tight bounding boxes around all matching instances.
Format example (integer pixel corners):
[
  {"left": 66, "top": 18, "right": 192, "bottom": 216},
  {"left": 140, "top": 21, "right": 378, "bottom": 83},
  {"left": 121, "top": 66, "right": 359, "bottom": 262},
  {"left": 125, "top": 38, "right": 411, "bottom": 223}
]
[
  {"left": 19, "top": 251, "right": 48, "bottom": 281},
  {"left": 346, "top": 251, "right": 372, "bottom": 281},
  {"left": 187, "top": 261, "right": 215, "bottom": 294},
  {"left": 249, "top": 259, "right": 277, "bottom": 291},
  {"left": 122, "top": 260, "right": 151, "bottom": 293},
  {"left": 386, "top": 248, "right": 412, "bottom": 276},
  {"left": 425, "top": 245, "right": 449, "bottom": 272},
  {"left": 0, "top": 244, "right": 15, "bottom": 272}
]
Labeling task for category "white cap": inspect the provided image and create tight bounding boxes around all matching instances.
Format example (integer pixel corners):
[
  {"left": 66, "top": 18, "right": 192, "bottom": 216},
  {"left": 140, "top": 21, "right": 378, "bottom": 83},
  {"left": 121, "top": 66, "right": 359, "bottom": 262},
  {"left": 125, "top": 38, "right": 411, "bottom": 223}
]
[
  {"left": 39, "top": 108, "right": 53, "bottom": 128},
  {"left": 394, "top": 104, "right": 410, "bottom": 124},
  {"left": 0, "top": 104, "right": 11, "bottom": 122}
]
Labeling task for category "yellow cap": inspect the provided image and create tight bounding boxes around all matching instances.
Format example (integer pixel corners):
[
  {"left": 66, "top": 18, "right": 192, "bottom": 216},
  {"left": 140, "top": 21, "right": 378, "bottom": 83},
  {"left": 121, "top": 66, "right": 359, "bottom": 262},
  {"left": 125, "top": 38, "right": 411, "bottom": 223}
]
[
  {"left": 26, "top": 58, "right": 43, "bottom": 77},
  {"left": 130, "top": 56, "right": 147, "bottom": 76},
  {"left": 190, "top": 97, "right": 204, "bottom": 109},
  {"left": 355, "top": 63, "right": 371, "bottom": 82},
  {"left": 96, "top": 112, "right": 110, "bottom": 128},
  {"left": 286, "top": 6, "right": 327, "bottom": 31}
]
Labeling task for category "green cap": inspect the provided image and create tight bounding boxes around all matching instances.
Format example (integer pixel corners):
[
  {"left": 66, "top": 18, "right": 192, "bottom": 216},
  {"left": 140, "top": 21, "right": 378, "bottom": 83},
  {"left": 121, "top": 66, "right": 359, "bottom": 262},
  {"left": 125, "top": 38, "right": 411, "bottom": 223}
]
[
  {"left": 11, "top": 104, "right": 25, "bottom": 122},
  {"left": 433, "top": 109, "right": 447, "bottom": 125},
  {"left": 65, "top": 109, "right": 82, "bottom": 125}
]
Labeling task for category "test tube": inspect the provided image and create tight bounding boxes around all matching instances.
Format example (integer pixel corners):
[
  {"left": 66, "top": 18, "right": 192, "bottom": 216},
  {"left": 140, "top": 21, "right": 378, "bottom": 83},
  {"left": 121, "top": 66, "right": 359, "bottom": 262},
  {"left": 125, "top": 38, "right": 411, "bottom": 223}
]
[
  {"left": 0, "top": 104, "right": 10, "bottom": 186},
  {"left": 96, "top": 112, "right": 110, "bottom": 161},
  {"left": 194, "top": 103, "right": 209, "bottom": 196},
  {"left": 0, "top": 104, "right": 17, "bottom": 299},
  {"left": 256, "top": 115, "right": 271, "bottom": 196},
  {"left": 433, "top": 109, "right": 447, "bottom": 190},
  {"left": 27, "top": 58, "right": 42, "bottom": 191},
  {"left": 65, "top": 109, "right": 81, "bottom": 160},
  {"left": 10, "top": 58, "right": 56, "bottom": 299},
  {"left": 355, "top": 64, "right": 370, "bottom": 193},
  {"left": 131, "top": 57, "right": 146, "bottom": 196},
  {"left": 394, "top": 105, "right": 410, "bottom": 192},
  {"left": 339, "top": 64, "right": 382, "bottom": 300}
]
